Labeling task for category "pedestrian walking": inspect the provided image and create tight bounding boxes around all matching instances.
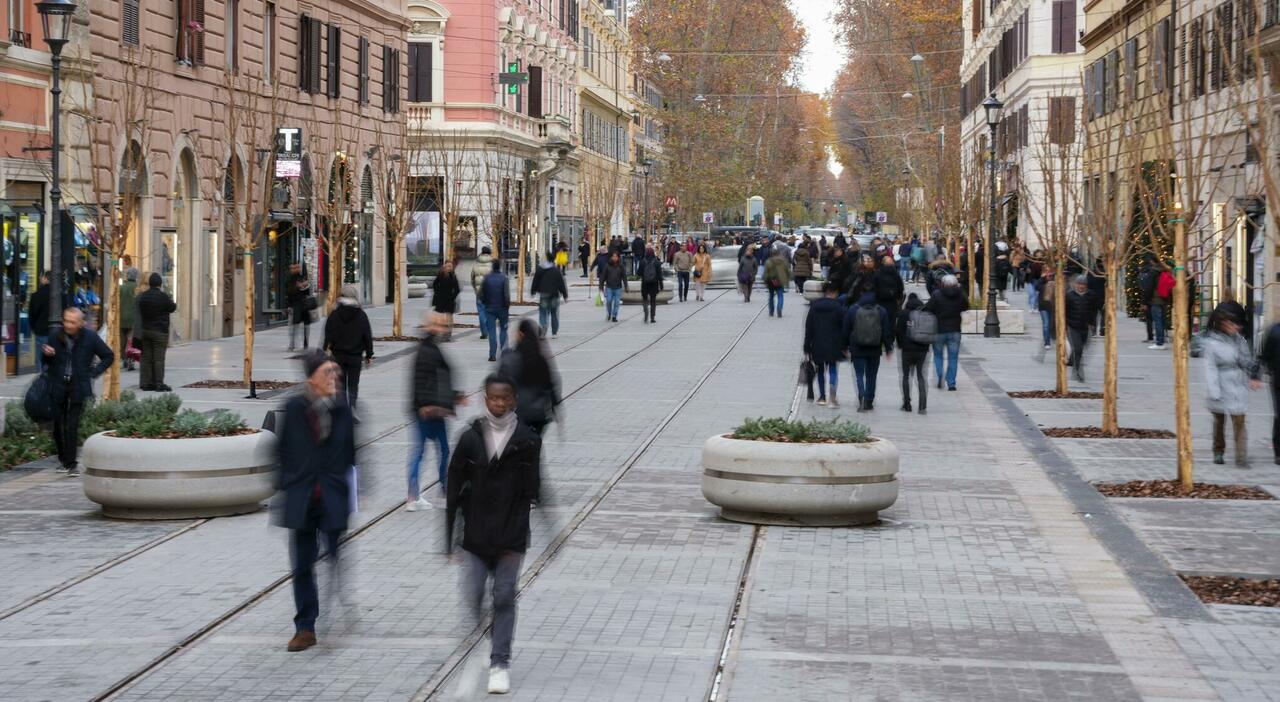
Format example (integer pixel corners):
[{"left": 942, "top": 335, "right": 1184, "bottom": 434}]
[
  {"left": 275, "top": 350, "right": 356, "bottom": 653},
  {"left": 28, "top": 270, "right": 51, "bottom": 372},
  {"left": 1065, "top": 275, "right": 1094, "bottom": 382},
  {"left": 472, "top": 247, "right": 495, "bottom": 340},
  {"left": 994, "top": 241, "right": 1011, "bottom": 301},
  {"left": 673, "top": 245, "right": 694, "bottom": 302},
  {"left": 1203, "top": 305, "right": 1261, "bottom": 466},
  {"left": 897, "top": 240, "right": 913, "bottom": 281},
  {"left": 1088, "top": 258, "right": 1107, "bottom": 336},
  {"left": 925, "top": 256, "right": 954, "bottom": 297},
  {"left": 874, "top": 254, "right": 904, "bottom": 330},
  {"left": 827, "top": 247, "right": 852, "bottom": 300},
  {"left": 1148, "top": 261, "right": 1174, "bottom": 350},
  {"left": 40, "top": 307, "right": 114, "bottom": 477},
  {"left": 1257, "top": 319, "right": 1280, "bottom": 465},
  {"left": 792, "top": 239, "right": 813, "bottom": 293},
  {"left": 1038, "top": 268, "right": 1056, "bottom": 349},
  {"left": 1138, "top": 255, "right": 1158, "bottom": 342},
  {"left": 499, "top": 319, "right": 561, "bottom": 435},
  {"left": 693, "top": 244, "right": 713, "bottom": 302},
  {"left": 764, "top": 244, "right": 792, "bottom": 317},
  {"left": 1011, "top": 246, "right": 1027, "bottom": 291},
  {"left": 600, "top": 251, "right": 627, "bottom": 322},
  {"left": 630, "top": 233, "right": 646, "bottom": 276},
  {"left": 554, "top": 241, "right": 569, "bottom": 275},
  {"left": 923, "top": 273, "right": 968, "bottom": 391},
  {"left": 894, "top": 293, "right": 932, "bottom": 414},
  {"left": 843, "top": 291, "right": 893, "bottom": 412},
  {"left": 480, "top": 260, "right": 511, "bottom": 362},
  {"left": 407, "top": 312, "right": 463, "bottom": 511},
  {"left": 531, "top": 252, "right": 569, "bottom": 337},
  {"left": 639, "top": 246, "right": 664, "bottom": 323},
  {"left": 578, "top": 239, "right": 591, "bottom": 278},
  {"left": 322, "top": 284, "right": 374, "bottom": 416},
  {"left": 286, "top": 266, "right": 316, "bottom": 351},
  {"left": 431, "top": 260, "right": 462, "bottom": 339},
  {"left": 737, "top": 245, "right": 758, "bottom": 302},
  {"left": 445, "top": 374, "right": 542, "bottom": 695},
  {"left": 118, "top": 268, "right": 138, "bottom": 371},
  {"left": 137, "top": 272, "right": 176, "bottom": 392}
]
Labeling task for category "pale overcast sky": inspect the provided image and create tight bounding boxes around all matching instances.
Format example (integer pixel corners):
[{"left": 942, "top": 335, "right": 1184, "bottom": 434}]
[{"left": 792, "top": 0, "right": 844, "bottom": 95}]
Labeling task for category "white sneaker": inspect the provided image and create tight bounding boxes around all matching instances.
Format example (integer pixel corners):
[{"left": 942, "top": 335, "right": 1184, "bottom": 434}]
[
  {"left": 405, "top": 497, "right": 432, "bottom": 512},
  {"left": 488, "top": 667, "right": 510, "bottom": 694},
  {"left": 1043, "top": 344, "right": 1051, "bottom": 350},
  {"left": 1148, "top": 344, "right": 1165, "bottom": 350}
]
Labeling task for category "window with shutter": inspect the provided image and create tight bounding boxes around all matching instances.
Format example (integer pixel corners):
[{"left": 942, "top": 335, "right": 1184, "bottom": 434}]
[
  {"left": 264, "top": 2, "right": 276, "bottom": 82},
  {"left": 358, "top": 37, "right": 369, "bottom": 104},
  {"left": 1219, "top": 4, "right": 1234, "bottom": 86},
  {"left": 1124, "top": 38, "right": 1137, "bottom": 102},
  {"left": 1209, "top": 22, "right": 1220, "bottom": 91},
  {"left": 299, "top": 15, "right": 310, "bottom": 90},
  {"left": 528, "top": 65, "right": 543, "bottom": 118},
  {"left": 1049, "top": 96, "right": 1076, "bottom": 144},
  {"left": 408, "top": 42, "right": 433, "bottom": 102},
  {"left": 309, "top": 18, "right": 322, "bottom": 93},
  {"left": 1192, "top": 17, "right": 1205, "bottom": 97},
  {"left": 121, "top": 0, "right": 140, "bottom": 45},
  {"left": 1151, "top": 20, "right": 1166, "bottom": 94},
  {"left": 327, "top": 25, "right": 341, "bottom": 98},
  {"left": 193, "top": 0, "right": 206, "bottom": 64},
  {"left": 1093, "top": 60, "right": 1105, "bottom": 116},
  {"left": 226, "top": 0, "right": 239, "bottom": 72}
]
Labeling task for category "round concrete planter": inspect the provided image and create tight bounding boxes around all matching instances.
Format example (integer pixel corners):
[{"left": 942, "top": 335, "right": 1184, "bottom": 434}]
[
  {"left": 82, "top": 430, "right": 276, "bottom": 520},
  {"left": 701, "top": 434, "right": 899, "bottom": 526},
  {"left": 407, "top": 283, "right": 429, "bottom": 299},
  {"left": 621, "top": 288, "right": 674, "bottom": 305},
  {"left": 802, "top": 279, "right": 825, "bottom": 301}
]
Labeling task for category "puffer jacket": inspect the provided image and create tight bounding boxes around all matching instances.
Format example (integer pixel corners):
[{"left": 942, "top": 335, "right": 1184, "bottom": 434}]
[
  {"left": 764, "top": 254, "right": 792, "bottom": 289},
  {"left": 1203, "top": 330, "right": 1259, "bottom": 415},
  {"left": 471, "top": 253, "right": 494, "bottom": 292},
  {"left": 792, "top": 246, "right": 814, "bottom": 277},
  {"left": 1064, "top": 289, "right": 1094, "bottom": 332},
  {"left": 923, "top": 285, "right": 969, "bottom": 333}
]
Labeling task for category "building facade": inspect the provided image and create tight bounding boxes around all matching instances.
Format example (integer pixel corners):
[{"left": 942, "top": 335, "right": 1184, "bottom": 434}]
[{"left": 960, "top": 0, "right": 1085, "bottom": 251}]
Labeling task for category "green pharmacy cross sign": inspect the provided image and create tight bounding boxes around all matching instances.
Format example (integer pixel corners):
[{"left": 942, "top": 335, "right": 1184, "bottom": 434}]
[{"left": 499, "top": 62, "right": 528, "bottom": 94}]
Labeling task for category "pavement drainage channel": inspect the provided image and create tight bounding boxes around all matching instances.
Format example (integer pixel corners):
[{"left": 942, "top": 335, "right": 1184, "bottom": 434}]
[
  {"left": 96, "top": 290, "right": 734, "bottom": 702},
  {"left": 414, "top": 291, "right": 763, "bottom": 701}
]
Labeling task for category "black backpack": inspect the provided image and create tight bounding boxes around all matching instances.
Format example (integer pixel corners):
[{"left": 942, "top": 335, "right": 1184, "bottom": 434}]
[{"left": 641, "top": 259, "right": 662, "bottom": 284}]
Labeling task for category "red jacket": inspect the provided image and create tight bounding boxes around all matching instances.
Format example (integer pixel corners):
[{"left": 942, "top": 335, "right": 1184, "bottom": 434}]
[{"left": 1155, "top": 271, "right": 1175, "bottom": 301}]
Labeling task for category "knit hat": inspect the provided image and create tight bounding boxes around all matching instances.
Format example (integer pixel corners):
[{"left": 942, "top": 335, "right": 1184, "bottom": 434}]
[
  {"left": 300, "top": 349, "right": 329, "bottom": 380},
  {"left": 125, "top": 268, "right": 139, "bottom": 282}
]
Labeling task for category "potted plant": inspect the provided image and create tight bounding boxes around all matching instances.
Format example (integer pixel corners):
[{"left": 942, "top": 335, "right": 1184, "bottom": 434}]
[
  {"left": 701, "top": 417, "right": 898, "bottom": 526},
  {"left": 81, "top": 397, "right": 274, "bottom": 520}
]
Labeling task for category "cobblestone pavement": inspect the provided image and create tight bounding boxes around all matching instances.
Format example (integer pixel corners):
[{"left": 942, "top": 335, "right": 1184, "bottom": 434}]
[{"left": 0, "top": 278, "right": 1274, "bottom": 700}]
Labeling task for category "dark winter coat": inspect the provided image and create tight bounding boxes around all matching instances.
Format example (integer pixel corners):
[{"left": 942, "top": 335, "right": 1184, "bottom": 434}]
[
  {"left": 792, "top": 246, "right": 814, "bottom": 277},
  {"left": 28, "top": 283, "right": 50, "bottom": 335},
  {"left": 411, "top": 334, "right": 456, "bottom": 412},
  {"left": 445, "top": 418, "right": 542, "bottom": 557},
  {"left": 42, "top": 327, "right": 114, "bottom": 403},
  {"left": 1258, "top": 322, "right": 1280, "bottom": 380},
  {"left": 136, "top": 287, "right": 177, "bottom": 333},
  {"left": 894, "top": 298, "right": 932, "bottom": 360},
  {"left": 273, "top": 393, "right": 356, "bottom": 533},
  {"left": 1086, "top": 272, "right": 1107, "bottom": 313},
  {"left": 531, "top": 264, "right": 569, "bottom": 300},
  {"left": 322, "top": 303, "right": 373, "bottom": 364},
  {"left": 1065, "top": 288, "right": 1094, "bottom": 332},
  {"left": 874, "top": 265, "right": 904, "bottom": 309},
  {"left": 600, "top": 262, "right": 628, "bottom": 291},
  {"left": 480, "top": 270, "right": 511, "bottom": 310},
  {"left": 923, "top": 285, "right": 969, "bottom": 334},
  {"left": 827, "top": 254, "right": 853, "bottom": 292},
  {"left": 842, "top": 293, "right": 894, "bottom": 359},
  {"left": 804, "top": 296, "right": 846, "bottom": 364},
  {"left": 631, "top": 236, "right": 646, "bottom": 258},
  {"left": 432, "top": 272, "right": 461, "bottom": 314}
]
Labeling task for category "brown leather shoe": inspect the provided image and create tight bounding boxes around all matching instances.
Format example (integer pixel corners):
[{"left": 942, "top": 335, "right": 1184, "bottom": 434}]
[{"left": 287, "top": 630, "right": 317, "bottom": 652}]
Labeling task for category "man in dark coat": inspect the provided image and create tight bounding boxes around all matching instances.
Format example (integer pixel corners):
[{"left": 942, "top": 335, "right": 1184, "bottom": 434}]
[
  {"left": 894, "top": 293, "right": 931, "bottom": 414},
  {"left": 480, "top": 261, "right": 511, "bottom": 362},
  {"left": 446, "top": 374, "right": 542, "bottom": 695},
  {"left": 630, "top": 234, "right": 646, "bottom": 276},
  {"left": 578, "top": 239, "right": 591, "bottom": 278},
  {"left": 136, "top": 272, "right": 177, "bottom": 391},
  {"left": 531, "top": 252, "right": 569, "bottom": 337},
  {"left": 322, "top": 284, "right": 374, "bottom": 415},
  {"left": 41, "top": 307, "right": 114, "bottom": 476},
  {"left": 28, "top": 270, "right": 51, "bottom": 371},
  {"left": 1065, "top": 275, "right": 1094, "bottom": 382},
  {"left": 924, "top": 272, "right": 969, "bottom": 391},
  {"left": 804, "top": 283, "right": 846, "bottom": 406},
  {"left": 843, "top": 291, "right": 894, "bottom": 411},
  {"left": 274, "top": 350, "right": 356, "bottom": 652}
]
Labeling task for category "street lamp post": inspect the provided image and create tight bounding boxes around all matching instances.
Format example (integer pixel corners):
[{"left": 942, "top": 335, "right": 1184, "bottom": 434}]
[
  {"left": 982, "top": 94, "right": 1003, "bottom": 338},
  {"left": 37, "top": 0, "right": 75, "bottom": 334},
  {"left": 641, "top": 159, "right": 653, "bottom": 244}
]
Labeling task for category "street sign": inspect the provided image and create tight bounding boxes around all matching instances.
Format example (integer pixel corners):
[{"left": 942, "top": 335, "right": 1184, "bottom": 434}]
[
  {"left": 498, "top": 72, "right": 528, "bottom": 85},
  {"left": 664, "top": 195, "right": 678, "bottom": 210},
  {"left": 702, "top": 212, "right": 714, "bottom": 224},
  {"left": 275, "top": 127, "right": 302, "bottom": 179},
  {"left": 864, "top": 211, "right": 875, "bottom": 225},
  {"left": 875, "top": 211, "right": 888, "bottom": 224}
]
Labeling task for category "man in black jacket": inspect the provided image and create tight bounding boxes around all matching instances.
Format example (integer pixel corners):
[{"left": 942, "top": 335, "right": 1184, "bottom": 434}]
[
  {"left": 407, "top": 312, "right": 462, "bottom": 511},
  {"left": 322, "top": 284, "right": 374, "bottom": 415},
  {"left": 41, "top": 307, "right": 114, "bottom": 476},
  {"left": 578, "top": 239, "right": 591, "bottom": 278},
  {"left": 28, "top": 271, "right": 51, "bottom": 372},
  {"left": 274, "top": 350, "right": 355, "bottom": 652},
  {"left": 136, "top": 273, "right": 176, "bottom": 391},
  {"left": 1065, "top": 275, "right": 1094, "bottom": 382},
  {"left": 630, "top": 233, "right": 646, "bottom": 275},
  {"left": 531, "top": 253, "right": 569, "bottom": 337},
  {"left": 446, "top": 374, "right": 541, "bottom": 695},
  {"left": 923, "top": 273, "right": 969, "bottom": 391}
]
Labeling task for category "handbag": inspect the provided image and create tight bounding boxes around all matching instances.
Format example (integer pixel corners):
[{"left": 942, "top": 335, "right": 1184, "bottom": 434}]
[
  {"left": 304, "top": 294, "right": 319, "bottom": 311},
  {"left": 798, "top": 358, "right": 816, "bottom": 386},
  {"left": 693, "top": 268, "right": 703, "bottom": 279},
  {"left": 24, "top": 369, "right": 66, "bottom": 423}
]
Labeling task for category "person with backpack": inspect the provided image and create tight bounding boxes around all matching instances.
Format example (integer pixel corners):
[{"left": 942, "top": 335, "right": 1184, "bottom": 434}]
[
  {"left": 323, "top": 284, "right": 375, "bottom": 416},
  {"left": 445, "top": 374, "right": 542, "bottom": 696},
  {"left": 630, "top": 233, "right": 646, "bottom": 276},
  {"left": 764, "top": 244, "right": 792, "bottom": 318},
  {"left": 1149, "top": 260, "right": 1174, "bottom": 350},
  {"left": 804, "top": 283, "right": 845, "bottom": 406},
  {"left": 923, "top": 273, "right": 968, "bottom": 391},
  {"left": 792, "top": 237, "right": 814, "bottom": 292},
  {"left": 600, "top": 251, "right": 627, "bottom": 323},
  {"left": 895, "top": 292, "right": 933, "bottom": 414},
  {"left": 480, "top": 260, "right": 511, "bottom": 362},
  {"left": 842, "top": 291, "right": 893, "bottom": 412},
  {"left": 925, "top": 256, "right": 954, "bottom": 297},
  {"left": 909, "top": 241, "right": 926, "bottom": 283},
  {"left": 639, "top": 246, "right": 664, "bottom": 323},
  {"left": 530, "top": 252, "right": 569, "bottom": 338},
  {"left": 737, "top": 245, "right": 758, "bottom": 302}
]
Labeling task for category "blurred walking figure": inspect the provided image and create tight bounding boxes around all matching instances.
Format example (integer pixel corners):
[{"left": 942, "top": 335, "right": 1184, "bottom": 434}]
[
  {"left": 1065, "top": 275, "right": 1094, "bottom": 383},
  {"left": 737, "top": 245, "right": 758, "bottom": 302},
  {"left": 765, "top": 244, "right": 792, "bottom": 317},
  {"left": 446, "top": 374, "right": 542, "bottom": 695},
  {"left": 472, "top": 247, "right": 495, "bottom": 340},
  {"left": 531, "top": 252, "right": 569, "bottom": 338},
  {"left": 672, "top": 245, "right": 694, "bottom": 302},
  {"left": 480, "top": 260, "right": 511, "bottom": 362},
  {"left": 692, "top": 244, "right": 713, "bottom": 302},
  {"left": 792, "top": 238, "right": 813, "bottom": 293},
  {"left": 41, "top": 307, "right": 114, "bottom": 477},
  {"left": 408, "top": 313, "right": 463, "bottom": 511},
  {"left": 895, "top": 293, "right": 933, "bottom": 414},
  {"left": 137, "top": 272, "right": 176, "bottom": 392},
  {"left": 432, "top": 260, "right": 461, "bottom": 340},
  {"left": 499, "top": 319, "right": 561, "bottom": 435},
  {"left": 323, "top": 284, "right": 374, "bottom": 417},
  {"left": 286, "top": 265, "right": 315, "bottom": 351},
  {"left": 1258, "top": 318, "right": 1280, "bottom": 465},
  {"left": 275, "top": 351, "right": 355, "bottom": 652},
  {"left": 1204, "top": 305, "right": 1261, "bottom": 466},
  {"left": 639, "top": 246, "right": 664, "bottom": 323},
  {"left": 118, "top": 268, "right": 138, "bottom": 371},
  {"left": 600, "top": 251, "right": 627, "bottom": 322},
  {"left": 29, "top": 271, "right": 51, "bottom": 372},
  {"left": 804, "top": 283, "right": 845, "bottom": 406}
]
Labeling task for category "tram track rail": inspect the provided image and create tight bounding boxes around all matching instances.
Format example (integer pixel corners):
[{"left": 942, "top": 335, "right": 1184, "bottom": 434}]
[{"left": 85, "top": 289, "right": 735, "bottom": 702}]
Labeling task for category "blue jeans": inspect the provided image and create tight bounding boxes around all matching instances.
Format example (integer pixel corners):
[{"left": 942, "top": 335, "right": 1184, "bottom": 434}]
[
  {"left": 538, "top": 295, "right": 560, "bottom": 336},
  {"left": 852, "top": 355, "right": 881, "bottom": 403},
  {"left": 34, "top": 335, "right": 47, "bottom": 372},
  {"left": 476, "top": 297, "right": 489, "bottom": 338},
  {"left": 484, "top": 306, "right": 509, "bottom": 358},
  {"left": 1040, "top": 310, "right": 1054, "bottom": 346},
  {"left": 768, "top": 287, "right": 785, "bottom": 315},
  {"left": 815, "top": 361, "right": 839, "bottom": 400},
  {"left": 604, "top": 286, "right": 622, "bottom": 319},
  {"left": 1028, "top": 281, "right": 1039, "bottom": 309},
  {"left": 1152, "top": 305, "right": 1166, "bottom": 346},
  {"left": 932, "top": 331, "right": 961, "bottom": 389},
  {"left": 407, "top": 416, "right": 450, "bottom": 498},
  {"left": 899, "top": 258, "right": 911, "bottom": 281}
]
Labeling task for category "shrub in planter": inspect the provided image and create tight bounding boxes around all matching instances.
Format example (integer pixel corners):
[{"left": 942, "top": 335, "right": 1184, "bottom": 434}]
[{"left": 702, "top": 416, "right": 899, "bottom": 526}]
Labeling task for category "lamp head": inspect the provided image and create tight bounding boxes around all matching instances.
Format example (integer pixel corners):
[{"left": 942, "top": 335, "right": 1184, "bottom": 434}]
[
  {"left": 37, "top": 0, "right": 76, "bottom": 50},
  {"left": 982, "top": 94, "right": 1003, "bottom": 130}
]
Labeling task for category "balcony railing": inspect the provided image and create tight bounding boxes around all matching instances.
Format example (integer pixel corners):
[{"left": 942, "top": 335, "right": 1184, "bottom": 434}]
[{"left": 9, "top": 29, "right": 31, "bottom": 48}]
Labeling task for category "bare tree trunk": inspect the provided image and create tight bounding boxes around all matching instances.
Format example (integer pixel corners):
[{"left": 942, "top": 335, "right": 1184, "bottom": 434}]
[
  {"left": 1055, "top": 268, "right": 1068, "bottom": 394},
  {"left": 1172, "top": 215, "right": 1193, "bottom": 491},
  {"left": 1102, "top": 264, "right": 1119, "bottom": 434},
  {"left": 243, "top": 252, "right": 255, "bottom": 387},
  {"left": 103, "top": 268, "right": 122, "bottom": 400},
  {"left": 392, "top": 239, "right": 403, "bottom": 337},
  {"left": 328, "top": 239, "right": 341, "bottom": 310}
]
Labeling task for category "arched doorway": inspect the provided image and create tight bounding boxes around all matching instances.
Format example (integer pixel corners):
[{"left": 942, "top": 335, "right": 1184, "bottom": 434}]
[
  {"left": 170, "top": 148, "right": 200, "bottom": 342},
  {"left": 118, "top": 141, "right": 148, "bottom": 268},
  {"left": 326, "top": 157, "right": 354, "bottom": 298}
]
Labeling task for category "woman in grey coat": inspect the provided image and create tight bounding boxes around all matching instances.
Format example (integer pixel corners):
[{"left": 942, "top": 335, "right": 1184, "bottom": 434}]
[
  {"left": 737, "top": 245, "right": 758, "bottom": 302},
  {"left": 1202, "top": 305, "right": 1261, "bottom": 466}
]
